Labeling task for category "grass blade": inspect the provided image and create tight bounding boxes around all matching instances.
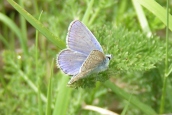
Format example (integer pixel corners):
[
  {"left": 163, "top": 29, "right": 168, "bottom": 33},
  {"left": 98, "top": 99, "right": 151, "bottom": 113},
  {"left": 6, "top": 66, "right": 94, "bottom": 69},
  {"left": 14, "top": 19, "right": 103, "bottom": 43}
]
[
  {"left": 36, "top": 11, "right": 43, "bottom": 115},
  {"left": 137, "top": 0, "right": 172, "bottom": 31},
  {"left": 160, "top": 0, "right": 169, "bottom": 113},
  {"left": 53, "top": 73, "right": 72, "bottom": 115},
  {"left": 132, "top": 0, "right": 152, "bottom": 37},
  {"left": 0, "top": 12, "right": 28, "bottom": 55},
  {"left": 7, "top": 0, "right": 65, "bottom": 49},
  {"left": 46, "top": 59, "right": 54, "bottom": 115}
]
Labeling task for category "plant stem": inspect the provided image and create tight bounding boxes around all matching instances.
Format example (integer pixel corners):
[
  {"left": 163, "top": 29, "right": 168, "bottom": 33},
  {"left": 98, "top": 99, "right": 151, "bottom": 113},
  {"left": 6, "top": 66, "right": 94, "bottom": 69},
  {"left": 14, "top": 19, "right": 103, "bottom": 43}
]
[
  {"left": 82, "top": 0, "right": 94, "bottom": 25},
  {"left": 159, "top": 0, "right": 169, "bottom": 113},
  {"left": 36, "top": 11, "right": 43, "bottom": 115},
  {"left": 89, "top": 8, "right": 100, "bottom": 26},
  {"left": 19, "top": 0, "right": 28, "bottom": 55}
]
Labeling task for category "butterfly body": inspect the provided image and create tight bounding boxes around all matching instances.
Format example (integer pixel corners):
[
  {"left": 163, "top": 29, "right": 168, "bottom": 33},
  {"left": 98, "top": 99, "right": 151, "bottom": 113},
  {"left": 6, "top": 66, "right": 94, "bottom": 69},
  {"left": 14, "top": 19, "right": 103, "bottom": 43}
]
[{"left": 57, "top": 20, "right": 112, "bottom": 85}]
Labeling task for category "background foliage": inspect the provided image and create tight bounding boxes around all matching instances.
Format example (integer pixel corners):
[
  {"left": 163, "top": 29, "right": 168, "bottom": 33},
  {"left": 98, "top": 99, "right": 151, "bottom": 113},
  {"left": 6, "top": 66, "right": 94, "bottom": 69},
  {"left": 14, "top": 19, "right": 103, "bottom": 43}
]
[{"left": 0, "top": 0, "right": 172, "bottom": 115}]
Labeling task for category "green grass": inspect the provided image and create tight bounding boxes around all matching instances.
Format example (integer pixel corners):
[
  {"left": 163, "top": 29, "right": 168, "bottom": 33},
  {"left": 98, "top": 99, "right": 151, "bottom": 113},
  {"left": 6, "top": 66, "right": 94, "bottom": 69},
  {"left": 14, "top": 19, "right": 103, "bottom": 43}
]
[{"left": 0, "top": 0, "right": 172, "bottom": 115}]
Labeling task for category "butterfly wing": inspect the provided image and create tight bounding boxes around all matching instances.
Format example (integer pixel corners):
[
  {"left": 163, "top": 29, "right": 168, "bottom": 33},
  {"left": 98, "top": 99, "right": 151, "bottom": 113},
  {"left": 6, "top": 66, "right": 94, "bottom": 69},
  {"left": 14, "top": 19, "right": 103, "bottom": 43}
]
[
  {"left": 80, "top": 50, "right": 105, "bottom": 72},
  {"left": 68, "top": 50, "right": 105, "bottom": 84},
  {"left": 67, "top": 20, "right": 103, "bottom": 56},
  {"left": 57, "top": 49, "right": 87, "bottom": 76}
]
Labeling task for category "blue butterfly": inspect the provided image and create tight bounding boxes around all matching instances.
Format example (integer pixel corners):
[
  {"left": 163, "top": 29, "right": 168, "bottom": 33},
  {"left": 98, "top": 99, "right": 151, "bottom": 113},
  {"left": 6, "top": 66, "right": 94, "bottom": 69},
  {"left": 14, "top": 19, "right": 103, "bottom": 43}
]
[{"left": 57, "top": 20, "right": 112, "bottom": 85}]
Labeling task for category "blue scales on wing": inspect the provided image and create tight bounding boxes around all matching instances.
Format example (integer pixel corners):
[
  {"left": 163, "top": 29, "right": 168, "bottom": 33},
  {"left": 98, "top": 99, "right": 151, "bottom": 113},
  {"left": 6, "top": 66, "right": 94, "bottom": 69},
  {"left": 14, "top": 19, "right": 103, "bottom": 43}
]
[
  {"left": 67, "top": 20, "right": 103, "bottom": 56},
  {"left": 57, "top": 49, "right": 87, "bottom": 76}
]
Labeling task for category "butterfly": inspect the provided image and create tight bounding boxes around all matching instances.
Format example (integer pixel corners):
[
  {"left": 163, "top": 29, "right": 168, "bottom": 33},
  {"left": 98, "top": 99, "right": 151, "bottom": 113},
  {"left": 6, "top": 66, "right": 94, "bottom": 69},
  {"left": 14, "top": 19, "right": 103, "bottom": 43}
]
[{"left": 57, "top": 20, "right": 112, "bottom": 85}]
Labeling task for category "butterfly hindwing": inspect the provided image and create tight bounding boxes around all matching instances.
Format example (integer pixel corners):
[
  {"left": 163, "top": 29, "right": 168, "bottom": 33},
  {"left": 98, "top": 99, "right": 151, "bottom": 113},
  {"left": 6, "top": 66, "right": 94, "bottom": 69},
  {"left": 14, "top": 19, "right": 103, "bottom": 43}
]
[
  {"left": 67, "top": 20, "right": 103, "bottom": 56},
  {"left": 57, "top": 49, "right": 87, "bottom": 76}
]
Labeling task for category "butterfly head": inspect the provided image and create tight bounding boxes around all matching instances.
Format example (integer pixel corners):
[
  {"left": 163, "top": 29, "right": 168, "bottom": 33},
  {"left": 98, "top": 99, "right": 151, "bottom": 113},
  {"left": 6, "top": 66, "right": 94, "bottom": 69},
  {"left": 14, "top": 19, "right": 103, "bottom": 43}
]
[
  {"left": 103, "top": 54, "right": 112, "bottom": 69},
  {"left": 105, "top": 54, "right": 112, "bottom": 60}
]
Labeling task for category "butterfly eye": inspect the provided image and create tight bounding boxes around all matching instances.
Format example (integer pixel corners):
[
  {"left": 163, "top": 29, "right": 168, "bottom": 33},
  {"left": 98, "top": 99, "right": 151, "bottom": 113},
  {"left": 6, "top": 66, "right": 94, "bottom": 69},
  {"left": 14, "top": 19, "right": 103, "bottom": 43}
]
[
  {"left": 108, "top": 57, "right": 111, "bottom": 60},
  {"left": 106, "top": 54, "right": 112, "bottom": 60}
]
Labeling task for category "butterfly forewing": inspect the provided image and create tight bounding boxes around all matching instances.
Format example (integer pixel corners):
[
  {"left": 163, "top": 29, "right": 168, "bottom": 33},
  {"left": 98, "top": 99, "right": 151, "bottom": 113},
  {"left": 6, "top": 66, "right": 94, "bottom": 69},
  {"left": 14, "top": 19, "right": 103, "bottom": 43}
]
[
  {"left": 67, "top": 20, "right": 103, "bottom": 56},
  {"left": 57, "top": 49, "right": 87, "bottom": 75}
]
